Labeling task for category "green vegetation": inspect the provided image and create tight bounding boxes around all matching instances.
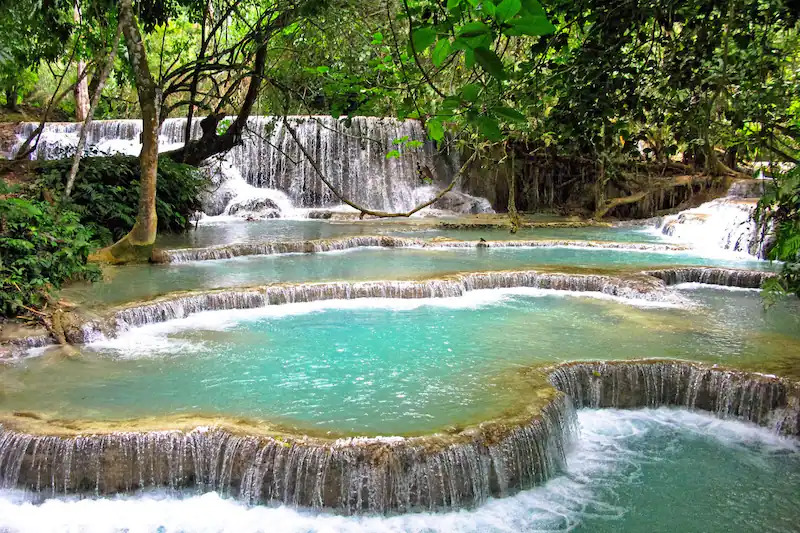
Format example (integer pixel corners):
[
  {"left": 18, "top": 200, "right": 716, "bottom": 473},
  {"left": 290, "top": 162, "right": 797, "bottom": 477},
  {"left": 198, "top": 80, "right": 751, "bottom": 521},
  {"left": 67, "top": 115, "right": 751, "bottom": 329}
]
[
  {"left": 0, "top": 0, "right": 798, "bottom": 311},
  {"left": 35, "top": 155, "right": 208, "bottom": 244},
  {"left": 756, "top": 167, "right": 800, "bottom": 301},
  {"left": 0, "top": 181, "right": 100, "bottom": 318}
]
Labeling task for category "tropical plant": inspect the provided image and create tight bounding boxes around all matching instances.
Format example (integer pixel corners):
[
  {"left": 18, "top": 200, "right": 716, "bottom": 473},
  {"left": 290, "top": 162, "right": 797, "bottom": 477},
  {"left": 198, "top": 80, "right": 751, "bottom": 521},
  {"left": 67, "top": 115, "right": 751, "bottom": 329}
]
[
  {"left": 0, "top": 181, "right": 100, "bottom": 317},
  {"left": 755, "top": 166, "right": 800, "bottom": 302}
]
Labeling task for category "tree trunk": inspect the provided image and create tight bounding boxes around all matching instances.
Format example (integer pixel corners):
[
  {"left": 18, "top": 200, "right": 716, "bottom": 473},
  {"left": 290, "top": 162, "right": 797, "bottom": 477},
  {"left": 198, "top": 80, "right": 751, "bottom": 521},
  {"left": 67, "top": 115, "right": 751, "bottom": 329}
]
[
  {"left": 65, "top": 23, "right": 123, "bottom": 197},
  {"left": 74, "top": 61, "right": 90, "bottom": 121},
  {"left": 3, "top": 87, "right": 18, "bottom": 111},
  {"left": 73, "top": 4, "right": 90, "bottom": 120},
  {"left": 507, "top": 149, "right": 520, "bottom": 233},
  {"left": 92, "top": 0, "right": 160, "bottom": 264}
]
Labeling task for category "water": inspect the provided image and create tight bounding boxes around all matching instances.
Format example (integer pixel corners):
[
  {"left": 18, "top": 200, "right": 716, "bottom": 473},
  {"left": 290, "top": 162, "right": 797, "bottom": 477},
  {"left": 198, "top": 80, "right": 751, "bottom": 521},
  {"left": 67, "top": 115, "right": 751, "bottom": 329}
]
[
  {"left": 154, "top": 219, "right": 665, "bottom": 249},
  {"left": 5, "top": 287, "right": 798, "bottom": 434},
  {"left": 16, "top": 117, "right": 484, "bottom": 214},
  {"left": 63, "top": 246, "right": 773, "bottom": 307},
  {"left": 0, "top": 408, "right": 796, "bottom": 532},
  {"left": 654, "top": 197, "right": 767, "bottom": 257}
]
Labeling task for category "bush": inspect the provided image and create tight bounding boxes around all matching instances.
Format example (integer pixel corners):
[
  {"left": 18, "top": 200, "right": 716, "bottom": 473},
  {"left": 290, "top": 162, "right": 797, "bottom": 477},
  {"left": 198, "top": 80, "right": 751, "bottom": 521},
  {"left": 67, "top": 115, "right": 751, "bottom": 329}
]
[
  {"left": 0, "top": 182, "right": 100, "bottom": 317},
  {"left": 35, "top": 155, "right": 209, "bottom": 245},
  {"left": 755, "top": 166, "right": 800, "bottom": 303}
]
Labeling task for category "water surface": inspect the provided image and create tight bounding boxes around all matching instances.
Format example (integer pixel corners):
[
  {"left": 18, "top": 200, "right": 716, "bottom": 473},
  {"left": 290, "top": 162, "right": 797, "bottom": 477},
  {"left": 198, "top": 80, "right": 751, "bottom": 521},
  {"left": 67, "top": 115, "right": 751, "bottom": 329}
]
[
  {"left": 5, "top": 287, "right": 798, "bottom": 434},
  {"left": 63, "top": 246, "right": 774, "bottom": 307}
]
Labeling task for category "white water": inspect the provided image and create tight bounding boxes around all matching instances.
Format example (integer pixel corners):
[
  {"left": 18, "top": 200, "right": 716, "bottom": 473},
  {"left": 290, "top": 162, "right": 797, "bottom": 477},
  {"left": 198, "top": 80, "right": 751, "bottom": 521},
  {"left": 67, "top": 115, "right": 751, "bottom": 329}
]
[
  {"left": 653, "top": 197, "right": 766, "bottom": 257},
  {"left": 0, "top": 408, "right": 794, "bottom": 533},
  {"left": 15, "top": 117, "right": 494, "bottom": 218}
]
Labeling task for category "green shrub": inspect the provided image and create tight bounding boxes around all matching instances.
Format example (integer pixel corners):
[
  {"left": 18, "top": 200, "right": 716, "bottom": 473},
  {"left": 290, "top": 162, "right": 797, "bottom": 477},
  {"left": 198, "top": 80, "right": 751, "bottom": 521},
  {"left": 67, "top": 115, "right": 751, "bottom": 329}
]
[
  {"left": 0, "top": 182, "right": 101, "bottom": 317},
  {"left": 35, "top": 155, "right": 209, "bottom": 245},
  {"left": 755, "top": 166, "right": 800, "bottom": 303}
]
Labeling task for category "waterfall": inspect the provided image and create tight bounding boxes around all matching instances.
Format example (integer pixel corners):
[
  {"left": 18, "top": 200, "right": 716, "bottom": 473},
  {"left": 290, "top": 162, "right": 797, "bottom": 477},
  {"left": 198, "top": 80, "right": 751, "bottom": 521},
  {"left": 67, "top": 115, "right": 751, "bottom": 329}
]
[
  {"left": 0, "top": 394, "right": 575, "bottom": 513},
  {"left": 548, "top": 360, "right": 800, "bottom": 436},
  {"left": 15, "top": 117, "right": 494, "bottom": 217},
  {"left": 643, "top": 267, "right": 774, "bottom": 288},
  {"left": 158, "top": 236, "right": 688, "bottom": 263},
  {"left": 651, "top": 173, "right": 776, "bottom": 259},
  {"left": 68, "top": 271, "right": 676, "bottom": 340}
]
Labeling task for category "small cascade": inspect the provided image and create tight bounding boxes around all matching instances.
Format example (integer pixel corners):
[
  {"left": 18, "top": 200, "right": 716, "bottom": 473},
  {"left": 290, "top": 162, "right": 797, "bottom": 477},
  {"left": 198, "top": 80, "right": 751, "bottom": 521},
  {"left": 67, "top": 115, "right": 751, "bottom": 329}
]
[
  {"left": 644, "top": 267, "right": 774, "bottom": 288},
  {"left": 0, "top": 394, "right": 575, "bottom": 513},
  {"left": 159, "top": 236, "right": 424, "bottom": 262},
  {"left": 548, "top": 360, "right": 800, "bottom": 436},
  {"left": 15, "top": 117, "right": 494, "bottom": 216},
  {"left": 159, "top": 236, "right": 688, "bottom": 263},
  {"left": 654, "top": 197, "right": 767, "bottom": 257},
  {"left": 76, "top": 271, "right": 674, "bottom": 337}
]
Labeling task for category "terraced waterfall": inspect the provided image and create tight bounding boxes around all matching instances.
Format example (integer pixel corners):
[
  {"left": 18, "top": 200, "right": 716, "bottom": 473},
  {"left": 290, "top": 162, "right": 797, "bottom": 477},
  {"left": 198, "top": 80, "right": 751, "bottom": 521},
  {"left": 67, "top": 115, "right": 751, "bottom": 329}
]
[{"left": 1, "top": 118, "right": 798, "bottom": 531}]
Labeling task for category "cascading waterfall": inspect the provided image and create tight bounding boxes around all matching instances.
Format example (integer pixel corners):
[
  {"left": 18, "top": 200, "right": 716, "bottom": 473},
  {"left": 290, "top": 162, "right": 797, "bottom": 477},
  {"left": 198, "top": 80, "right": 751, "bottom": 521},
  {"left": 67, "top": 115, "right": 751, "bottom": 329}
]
[
  {"left": 158, "top": 236, "right": 689, "bottom": 263},
  {"left": 0, "top": 393, "right": 575, "bottom": 513},
  {"left": 548, "top": 360, "right": 800, "bottom": 436},
  {"left": 652, "top": 177, "right": 775, "bottom": 257},
  {"left": 69, "top": 270, "right": 675, "bottom": 341},
  {"left": 643, "top": 267, "right": 774, "bottom": 288},
  {"left": 14, "top": 117, "right": 493, "bottom": 216}
]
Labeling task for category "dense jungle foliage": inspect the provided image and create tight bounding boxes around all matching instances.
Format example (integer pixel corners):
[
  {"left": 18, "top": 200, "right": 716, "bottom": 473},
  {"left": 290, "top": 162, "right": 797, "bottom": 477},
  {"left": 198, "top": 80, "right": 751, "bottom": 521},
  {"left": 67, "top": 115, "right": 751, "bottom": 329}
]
[
  {"left": 36, "top": 155, "right": 207, "bottom": 243},
  {"left": 0, "top": 0, "right": 798, "bottom": 312},
  {"left": 1, "top": 156, "right": 205, "bottom": 317},
  {"left": 0, "top": 181, "right": 100, "bottom": 317}
]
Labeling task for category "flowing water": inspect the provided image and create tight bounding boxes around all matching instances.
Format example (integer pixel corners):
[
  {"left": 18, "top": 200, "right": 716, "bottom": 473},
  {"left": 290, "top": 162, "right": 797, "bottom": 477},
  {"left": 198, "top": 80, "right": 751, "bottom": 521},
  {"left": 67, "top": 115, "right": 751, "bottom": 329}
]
[
  {"left": 15, "top": 117, "right": 488, "bottom": 215},
  {"left": 62, "top": 245, "right": 773, "bottom": 307},
  {"left": 0, "top": 408, "right": 796, "bottom": 532},
  {"left": 4, "top": 287, "right": 798, "bottom": 434},
  {"left": 8, "top": 118, "right": 798, "bottom": 525}
]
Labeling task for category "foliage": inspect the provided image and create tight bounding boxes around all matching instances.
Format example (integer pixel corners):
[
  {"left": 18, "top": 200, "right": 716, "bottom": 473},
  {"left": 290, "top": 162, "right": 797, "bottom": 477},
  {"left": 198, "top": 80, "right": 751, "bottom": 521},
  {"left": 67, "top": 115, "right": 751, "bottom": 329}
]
[
  {"left": 0, "top": 181, "right": 100, "bottom": 318},
  {"left": 35, "top": 155, "right": 209, "bottom": 244},
  {"left": 755, "top": 166, "right": 800, "bottom": 302},
  {"left": 0, "top": 0, "right": 74, "bottom": 108}
]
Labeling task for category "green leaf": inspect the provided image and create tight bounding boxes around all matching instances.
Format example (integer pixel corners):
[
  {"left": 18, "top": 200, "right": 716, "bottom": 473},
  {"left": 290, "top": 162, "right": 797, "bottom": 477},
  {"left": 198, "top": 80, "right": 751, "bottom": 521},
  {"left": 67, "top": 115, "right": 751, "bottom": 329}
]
[
  {"left": 371, "top": 32, "right": 383, "bottom": 44},
  {"left": 464, "top": 48, "right": 476, "bottom": 69},
  {"left": 494, "top": 106, "right": 527, "bottom": 122},
  {"left": 477, "top": 116, "right": 503, "bottom": 140},
  {"left": 482, "top": 1, "right": 496, "bottom": 17},
  {"left": 503, "top": 14, "right": 555, "bottom": 36},
  {"left": 474, "top": 47, "right": 506, "bottom": 79},
  {"left": 432, "top": 39, "right": 452, "bottom": 67},
  {"left": 446, "top": 0, "right": 462, "bottom": 10},
  {"left": 520, "top": 0, "right": 546, "bottom": 16},
  {"left": 427, "top": 119, "right": 445, "bottom": 142},
  {"left": 386, "top": 149, "right": 401, "bottom": 159},
  {"left": 461, "top": 83, "right": 481, "bottom": 102},
  {"left": 316, "top": 66, "right": 330, "bottom": 73},
  {"left": 495, "top": 0, "right": 521, "bottom": 22},
  {"left": 412, "top": 27, "right": 437, "bottom": 51},
  {"left": 441, "top": 96, "right": 462, "bottom": 111},
  {"left": 457, "top": 21, "right": 491, "bottom": 39}
]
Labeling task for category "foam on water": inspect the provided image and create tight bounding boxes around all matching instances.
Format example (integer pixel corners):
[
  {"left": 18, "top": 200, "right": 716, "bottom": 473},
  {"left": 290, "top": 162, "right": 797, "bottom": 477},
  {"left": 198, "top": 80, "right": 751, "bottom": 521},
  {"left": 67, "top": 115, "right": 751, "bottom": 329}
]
[
  {"left": 0, "top": 408, "right": 795, "bottom": 532},
  {"left": 673, "top": 282, "right": 762, "bottom": 292}
]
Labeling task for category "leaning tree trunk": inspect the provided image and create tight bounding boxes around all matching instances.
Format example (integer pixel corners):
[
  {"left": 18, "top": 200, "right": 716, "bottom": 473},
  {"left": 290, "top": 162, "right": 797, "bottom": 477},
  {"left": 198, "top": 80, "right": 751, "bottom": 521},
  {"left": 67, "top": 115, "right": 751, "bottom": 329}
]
[
  {"left": 65, "top": 23, "right": 123, "bottom": 197},
  {"left": 92, "top": 0, "right": 160, "bottom": 264}
]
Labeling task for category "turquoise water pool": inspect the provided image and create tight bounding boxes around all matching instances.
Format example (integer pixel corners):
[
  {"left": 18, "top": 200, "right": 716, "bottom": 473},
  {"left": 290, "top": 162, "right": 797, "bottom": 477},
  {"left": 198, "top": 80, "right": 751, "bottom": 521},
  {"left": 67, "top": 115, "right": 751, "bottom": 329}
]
[
  {"left": 63, "top": 246, "right": 774, "bottom": 307},
  {"left": 155, "top": 219, "right": 663, "bottom": 249},
  {"left": 5, "top": 287, "right": 798, "bottom": 434}
]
